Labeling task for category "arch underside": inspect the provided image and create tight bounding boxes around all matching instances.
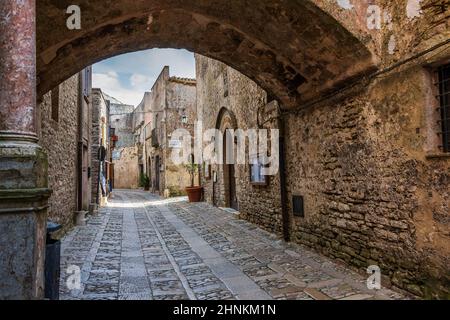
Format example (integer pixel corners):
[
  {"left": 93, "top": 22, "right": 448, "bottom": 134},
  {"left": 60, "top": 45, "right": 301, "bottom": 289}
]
[{"left": 37, "top": 0, "right": 376, "bottom": 109}]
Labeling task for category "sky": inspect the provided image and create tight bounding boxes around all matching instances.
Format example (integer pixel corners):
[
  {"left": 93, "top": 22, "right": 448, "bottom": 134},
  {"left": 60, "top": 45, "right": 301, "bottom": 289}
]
[{"left": 92, "top": 49, "right": 196, "bottom": 106}]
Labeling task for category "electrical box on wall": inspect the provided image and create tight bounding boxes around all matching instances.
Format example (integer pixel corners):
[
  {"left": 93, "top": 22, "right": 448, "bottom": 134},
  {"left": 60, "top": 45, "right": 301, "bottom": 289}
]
[{"left": 293, "top": 195, "right": 304, "bottom": 217}]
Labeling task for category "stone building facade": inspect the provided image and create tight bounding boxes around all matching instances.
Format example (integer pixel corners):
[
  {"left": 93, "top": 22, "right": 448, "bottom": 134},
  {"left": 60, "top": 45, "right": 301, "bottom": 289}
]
[
  {"left": 91, "top": 89, "right": 113, "bottom": 206},
  {"left": 37, "top": 67, "right": 92, "bottom": 232},
  {"left": 135, "top": 66, "right": 197, "bottom": 197},
  {"left": 196, "top": 45, "right": 450, "bottom": 298},
  {"left": 110, "top": 101, "right": 138, "bottom": 189}
]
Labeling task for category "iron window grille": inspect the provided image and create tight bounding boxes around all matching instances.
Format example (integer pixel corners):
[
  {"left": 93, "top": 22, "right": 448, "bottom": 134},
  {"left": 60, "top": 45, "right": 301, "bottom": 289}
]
[{"left": 437, "top": 64, "right": 450, "bottom": 153}]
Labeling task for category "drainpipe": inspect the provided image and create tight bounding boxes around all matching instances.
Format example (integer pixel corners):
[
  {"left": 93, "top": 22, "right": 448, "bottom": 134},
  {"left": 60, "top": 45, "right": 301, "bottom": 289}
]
[{"left": 277, "top": 114, "right": 291, "bottom": 242}]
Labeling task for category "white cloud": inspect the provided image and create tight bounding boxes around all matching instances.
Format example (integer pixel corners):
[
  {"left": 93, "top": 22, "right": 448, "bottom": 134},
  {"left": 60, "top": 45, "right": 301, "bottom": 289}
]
[
  {"left": 130, "top": 73, "right": 153, "bottom": 87},
  {"left": 93, "top": 72, "right": 148, "bottom": 106},
  {"left": 92, "top": 49, "right": 195, "bottom": 106}
]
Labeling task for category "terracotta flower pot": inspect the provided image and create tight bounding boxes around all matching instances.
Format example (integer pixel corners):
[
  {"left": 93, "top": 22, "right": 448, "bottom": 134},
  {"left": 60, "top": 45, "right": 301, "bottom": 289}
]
[{"left": 185, "top": 186, "right": 203, "bottom": 202}]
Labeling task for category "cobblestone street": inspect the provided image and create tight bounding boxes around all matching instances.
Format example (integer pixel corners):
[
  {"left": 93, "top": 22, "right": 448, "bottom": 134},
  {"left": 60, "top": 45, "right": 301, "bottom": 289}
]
[{"left": 59, "top": 190, "right": 407, "bottom": 300}]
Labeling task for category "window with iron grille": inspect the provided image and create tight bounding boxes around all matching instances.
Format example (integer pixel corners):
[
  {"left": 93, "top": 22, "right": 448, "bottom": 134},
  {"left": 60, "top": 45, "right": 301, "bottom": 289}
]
[
  {"left": 437, "top": 64, "right": 450, "bottom": 153},
  {"left": 223, "top": 71, "right": 229, "bottom": 97}
]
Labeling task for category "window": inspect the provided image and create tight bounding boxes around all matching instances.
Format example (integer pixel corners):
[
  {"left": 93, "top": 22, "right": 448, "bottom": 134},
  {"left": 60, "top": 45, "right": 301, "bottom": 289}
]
[
  {"left": 249, "top": 155, "right": 268, "bottom": 185},
  {"left": 223, "top": 71, "right": 229, "bottom": 97},
  {"left": 82, "top": 66, "right": 92, "bottom": 98},
  {"left": 51, "top": 86, "right": 59, "bottom": 122},
  {"left": 437, "top": 64, "right": 450, "bottom": 153}
]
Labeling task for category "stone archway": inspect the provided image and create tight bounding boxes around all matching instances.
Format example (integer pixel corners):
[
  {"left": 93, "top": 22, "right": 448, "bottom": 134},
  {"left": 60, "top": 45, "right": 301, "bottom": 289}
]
[
  {"left": 0, "top": 0, "right": 379, "bottom": 299},
  {"left": 36, "top": 0, "right": 377, "bottom": 109}
]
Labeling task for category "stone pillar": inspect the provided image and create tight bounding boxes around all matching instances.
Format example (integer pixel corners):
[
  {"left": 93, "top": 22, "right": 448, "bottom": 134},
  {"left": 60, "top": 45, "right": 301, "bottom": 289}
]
[{"left": 0, "top": 0, "right": 50, "bottom": 299}]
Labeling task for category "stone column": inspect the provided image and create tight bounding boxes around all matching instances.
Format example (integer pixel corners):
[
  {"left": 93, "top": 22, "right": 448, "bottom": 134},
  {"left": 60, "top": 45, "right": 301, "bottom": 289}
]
[{"left": 0, "top": 0, "right": 50, "bottom": 299}]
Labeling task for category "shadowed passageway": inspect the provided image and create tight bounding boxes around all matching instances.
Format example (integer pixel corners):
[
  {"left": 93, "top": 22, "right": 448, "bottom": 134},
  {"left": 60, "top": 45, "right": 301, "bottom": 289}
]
[{"left": 59, "top": 190, "right": 407, "bottom": 300}]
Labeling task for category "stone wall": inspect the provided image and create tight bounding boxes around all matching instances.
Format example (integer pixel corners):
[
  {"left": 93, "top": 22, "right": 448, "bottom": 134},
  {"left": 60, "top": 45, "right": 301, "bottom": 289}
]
[
  {"left": 91, "top": 89, "right": 110, "bottom": 204},
  {"left": 196, "top": 55, "right": 283, "bottom": 234},
  {"left": 111, "top": 103, "right": 137, "bottom": 189},
  {"left": 164, "top": 77, "right": 197, "bottom": 196},
  {"left": 196, "top": 50, "right": 450, "bottom": 297},
  {"left": 110, "top": 103, "right": 135, "bottom": 149},
  {"left": 113, "top": 146, "right": 140, "bottom": 189},
  {"left": 37, "top": 74, "right": 79, "bottom": 229},
  {"left": 281, "top": 0, "right": 450, "bottom": 298}
]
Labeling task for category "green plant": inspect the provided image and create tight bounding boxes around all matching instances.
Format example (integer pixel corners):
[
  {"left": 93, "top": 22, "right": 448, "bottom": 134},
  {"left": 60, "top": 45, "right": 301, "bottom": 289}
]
[
  {"left": 184, "top": 160, "right": 199, "bottom": 187},
  {"left": 139, "top": 174, "right": 150, "bottom": 188}
]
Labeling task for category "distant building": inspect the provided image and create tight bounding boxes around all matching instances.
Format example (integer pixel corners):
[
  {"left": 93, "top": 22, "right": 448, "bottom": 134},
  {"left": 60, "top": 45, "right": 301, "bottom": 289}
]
[
  {"left": 134, "top": 66, "right": 197, "bottom": 196},
  {"left": 37, "top": 67, "right": 93, "bottom": 230}
]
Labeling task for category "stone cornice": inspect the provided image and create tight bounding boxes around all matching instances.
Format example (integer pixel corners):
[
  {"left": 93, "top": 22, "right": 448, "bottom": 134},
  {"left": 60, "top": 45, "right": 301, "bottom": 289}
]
[{"left": 0, "top": 188, "right": 52, "bottom": 201}]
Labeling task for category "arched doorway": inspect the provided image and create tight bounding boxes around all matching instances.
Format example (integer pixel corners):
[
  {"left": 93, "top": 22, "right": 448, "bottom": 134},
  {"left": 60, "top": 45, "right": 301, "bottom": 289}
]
[
  {"left": 216, "top": 108, "right": 239, "bottom": 210},
  {"left": 223, "top": 129, "right": 238, "bottom": 210}
]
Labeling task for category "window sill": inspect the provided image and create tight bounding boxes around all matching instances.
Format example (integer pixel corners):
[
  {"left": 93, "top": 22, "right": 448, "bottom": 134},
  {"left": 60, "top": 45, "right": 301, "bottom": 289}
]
[
  {"left": 426, "top": 153, "right": 450, "bottom": 160},
  {"left": 251, "top": 182, "right": 269, "bottom": 187}
]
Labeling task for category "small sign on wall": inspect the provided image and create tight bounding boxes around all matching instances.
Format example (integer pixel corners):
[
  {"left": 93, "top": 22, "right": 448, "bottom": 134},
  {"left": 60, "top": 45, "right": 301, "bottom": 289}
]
[
  {"left": 169, "top": 140, "right": 182, "bottom": 149},
  {"left": 213, "top": 171, "right": 217, "bottom": 183}
]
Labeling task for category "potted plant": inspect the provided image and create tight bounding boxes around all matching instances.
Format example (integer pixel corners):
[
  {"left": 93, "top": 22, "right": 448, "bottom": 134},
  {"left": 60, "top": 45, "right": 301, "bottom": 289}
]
[
  {"left": 140, "top": 174, "right": 150, "bottom": 191},
  {"left": 184, "top": 159, "right": 203, "bottom": 202}
]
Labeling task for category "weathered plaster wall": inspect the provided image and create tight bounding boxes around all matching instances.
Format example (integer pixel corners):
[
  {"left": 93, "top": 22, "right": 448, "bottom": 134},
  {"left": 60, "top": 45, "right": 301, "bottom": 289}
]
[
  {"left": 282, "top": 0, "right": 450, "bottom": 298},
  {"left": 37, "top": 74, "right": 79, "bottom": 229},
  {"left": 113, "top": 146, "right": 139, "bottom": 189}
]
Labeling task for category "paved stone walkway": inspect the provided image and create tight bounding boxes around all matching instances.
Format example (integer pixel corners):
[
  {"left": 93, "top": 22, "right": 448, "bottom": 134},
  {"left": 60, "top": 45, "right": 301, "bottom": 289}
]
[{"left": 59, "top": 189, "right": 407, "bottom": 300}]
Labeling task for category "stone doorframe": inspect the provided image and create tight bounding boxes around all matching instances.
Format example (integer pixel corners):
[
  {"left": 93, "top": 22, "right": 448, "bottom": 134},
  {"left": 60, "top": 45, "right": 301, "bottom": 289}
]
[{"left": 215, "top": 108, "right": 239, "bottom": 209}]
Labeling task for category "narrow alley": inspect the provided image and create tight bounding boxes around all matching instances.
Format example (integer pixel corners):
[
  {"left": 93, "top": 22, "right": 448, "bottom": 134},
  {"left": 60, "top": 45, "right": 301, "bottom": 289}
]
[{"left": 59, "top": 190, "right": 406, "bottom": 300}]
